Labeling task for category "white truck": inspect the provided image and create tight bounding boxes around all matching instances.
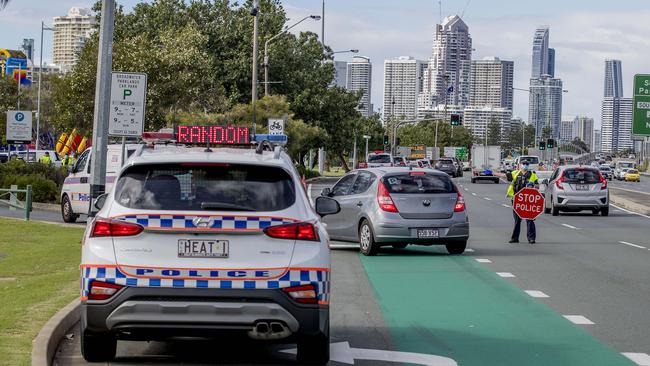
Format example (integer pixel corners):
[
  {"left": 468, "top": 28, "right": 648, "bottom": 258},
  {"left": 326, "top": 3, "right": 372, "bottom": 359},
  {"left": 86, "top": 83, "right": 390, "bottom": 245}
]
[{"left": 471, "top": 145, "right": 501, "bottom": 184}]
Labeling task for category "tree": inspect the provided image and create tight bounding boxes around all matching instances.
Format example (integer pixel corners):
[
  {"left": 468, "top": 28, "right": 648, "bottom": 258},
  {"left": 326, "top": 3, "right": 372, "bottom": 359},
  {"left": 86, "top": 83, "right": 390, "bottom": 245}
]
[{"left": 541, "top": 125, "right": 552, "bottom": 139}]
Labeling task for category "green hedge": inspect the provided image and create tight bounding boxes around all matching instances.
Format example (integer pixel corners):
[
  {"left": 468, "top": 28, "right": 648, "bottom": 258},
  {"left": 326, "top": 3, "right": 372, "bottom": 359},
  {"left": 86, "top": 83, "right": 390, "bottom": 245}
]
[
  {"left": 0, "top": 160, "right": 64, "bottom": 203},
  {"left": 296, "top": 165, "right": 320, "bottom": 179}
]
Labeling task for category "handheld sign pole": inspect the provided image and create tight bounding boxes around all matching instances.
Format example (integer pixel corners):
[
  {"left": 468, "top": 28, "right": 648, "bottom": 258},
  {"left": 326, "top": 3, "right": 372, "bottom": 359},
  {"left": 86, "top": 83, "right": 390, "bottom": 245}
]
[{"left": 88, "top": 0, "right": 115, "bottom": 217}]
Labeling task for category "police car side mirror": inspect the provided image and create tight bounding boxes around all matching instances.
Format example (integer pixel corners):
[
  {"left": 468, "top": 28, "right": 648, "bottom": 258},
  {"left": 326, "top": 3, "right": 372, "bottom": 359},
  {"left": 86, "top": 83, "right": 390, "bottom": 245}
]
[
  {"left": 94, "top": 194, "right": 108, "bottom": 211},
  {"left": 320, "top": 187, "right": 331, "bottom": 197},
  {"left": 315, "top": 196, "right": 340, "bottom": 217}
]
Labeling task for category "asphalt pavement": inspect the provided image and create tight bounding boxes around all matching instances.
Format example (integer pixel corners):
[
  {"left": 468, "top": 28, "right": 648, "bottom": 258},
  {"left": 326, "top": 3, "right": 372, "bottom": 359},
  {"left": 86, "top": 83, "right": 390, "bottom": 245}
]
[{"left": 41, "top": 174, "right": 650, "bottom": 365}]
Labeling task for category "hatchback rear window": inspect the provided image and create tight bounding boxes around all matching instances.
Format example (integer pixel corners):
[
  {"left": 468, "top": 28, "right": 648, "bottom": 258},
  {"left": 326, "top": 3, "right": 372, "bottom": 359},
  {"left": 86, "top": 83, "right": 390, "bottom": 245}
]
[
  {"left": 368, "top": 154, "right": 391, "bottom": 163},
  {"left": 114, "top": 163, "right": 295, "bottom": 211},
  {"left": 438, "top": 159, "right": 453, "bottom": 164},
  {"left": 562, "top": 169, "right": 600, "bottom": 184},
  {"left": 383, "top": 173, "right": 454, "bottom": 194},
  {"left": 628, "top": 170, "right": 639, "bottom": 174}
]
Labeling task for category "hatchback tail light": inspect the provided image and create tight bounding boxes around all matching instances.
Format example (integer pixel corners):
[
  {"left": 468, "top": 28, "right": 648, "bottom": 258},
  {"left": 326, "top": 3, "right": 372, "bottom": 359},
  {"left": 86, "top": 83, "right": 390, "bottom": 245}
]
[
  {"left": 555, "top": 174, "right": 565, "bottom": 190},
  {"left": 88, "top": 281, "right": 123, "bottom": 301},
  {"left": 600, "top": 173, "right": 607, "bottom": 190},
  {"left": 282, "top": 284, "right": 318, "bottom": 304},
  {"left": 263, "top": 222, "right": 319, "bottom": 241},
  {"left": 90, "top": 218, "right": 144, "bottom": 237},
  {"left": 377, "top": 181, "right": 398, "bottom": 212},
  {"left": 454, "top": 192, "right": 466, "bottom": 212}
]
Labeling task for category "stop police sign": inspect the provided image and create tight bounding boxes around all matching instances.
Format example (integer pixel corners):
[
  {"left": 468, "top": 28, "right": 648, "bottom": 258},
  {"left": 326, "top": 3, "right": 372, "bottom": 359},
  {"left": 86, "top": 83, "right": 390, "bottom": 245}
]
[{"left": 513, "top": 187, "right": 545, "bottom": 220}]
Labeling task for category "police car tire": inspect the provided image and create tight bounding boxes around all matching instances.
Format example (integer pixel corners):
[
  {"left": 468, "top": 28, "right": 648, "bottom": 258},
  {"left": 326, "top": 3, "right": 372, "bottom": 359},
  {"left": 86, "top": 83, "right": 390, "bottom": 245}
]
[
  {"left": 359, "top": 220, "right": 379, "bottom": 256},
  {"left": 61, "top": 195, "right": 78, "bottom": 223},
  {"left": 297, "top": 332, "right": 330, "bottom": 365},
  {"left": 81, "top": 331, "right": 116, "bottom": 362}
]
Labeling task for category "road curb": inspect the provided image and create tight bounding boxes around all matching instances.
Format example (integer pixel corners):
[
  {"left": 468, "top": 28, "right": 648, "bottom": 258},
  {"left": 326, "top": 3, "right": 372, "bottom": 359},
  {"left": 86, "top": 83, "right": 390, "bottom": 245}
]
[
  {"left": 32, "top": 298, "right": 80, "bottom": 366},
  {"left": 32, "top": 202, "right": 60, "bottom": 213},
  {"left": 610, "top": 193, "right": 650, "bottom": 216}
]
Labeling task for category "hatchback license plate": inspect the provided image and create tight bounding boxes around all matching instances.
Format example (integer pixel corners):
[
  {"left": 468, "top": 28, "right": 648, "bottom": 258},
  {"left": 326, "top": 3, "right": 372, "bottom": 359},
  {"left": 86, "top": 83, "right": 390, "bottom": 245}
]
[
  {"left": 576, "top": 184, "right": 589, "bottom": 191},
  {"left": 178, "top": 239, "right": 228, "bottom": 258},
  {"left": 417, "top": 229, "right": 439, "bottom": 238}
]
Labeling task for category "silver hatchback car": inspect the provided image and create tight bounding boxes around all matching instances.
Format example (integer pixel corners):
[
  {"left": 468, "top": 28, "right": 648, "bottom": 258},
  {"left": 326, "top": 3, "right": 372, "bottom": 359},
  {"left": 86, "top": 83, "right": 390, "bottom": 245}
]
[
  {"left": 321, "top": 168, "right": 469, "bottom": 255},
  {"left": 543, "top": 165, "right": 609, "bottom": 216}
]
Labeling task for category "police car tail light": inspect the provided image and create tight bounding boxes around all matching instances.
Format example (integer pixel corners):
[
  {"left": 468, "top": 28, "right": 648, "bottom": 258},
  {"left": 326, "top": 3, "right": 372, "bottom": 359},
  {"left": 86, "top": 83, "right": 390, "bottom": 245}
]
[
  {"left": 263, "top": 222, "right": 319, "bottom": 241},
  {"left": 454, "top": 192, "right": 466, "bottom": 212},
  {"left": 88, "top": 281, "right": 123, "bottom": 300},
  {"left": 90, "top": 218, "right": 144, "bottom": 237},
  {"left": 377, "top": 181, "right": 398, "bottom": 213},
  {"left": 282, "top": 284, "right": 318, "bottom": 304}
]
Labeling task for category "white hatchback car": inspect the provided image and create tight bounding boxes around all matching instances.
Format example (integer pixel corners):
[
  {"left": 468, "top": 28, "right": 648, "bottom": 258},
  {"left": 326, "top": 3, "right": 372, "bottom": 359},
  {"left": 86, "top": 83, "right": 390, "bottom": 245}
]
[{"left": 80, "top": 141, "right": 339, "bottom": 364}]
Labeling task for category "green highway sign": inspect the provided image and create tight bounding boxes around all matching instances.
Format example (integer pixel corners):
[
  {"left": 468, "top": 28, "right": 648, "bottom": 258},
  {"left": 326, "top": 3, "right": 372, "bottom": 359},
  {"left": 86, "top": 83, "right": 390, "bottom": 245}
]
[{"left": 633, "top": 74, "right": 650, "bottom": 136}]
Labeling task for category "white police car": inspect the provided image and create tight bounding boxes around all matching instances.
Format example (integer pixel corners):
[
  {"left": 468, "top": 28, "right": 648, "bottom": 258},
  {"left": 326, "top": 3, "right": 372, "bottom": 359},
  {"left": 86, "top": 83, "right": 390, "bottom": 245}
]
[{"left": 80, "top": 132, "right": 339, "bottom": 364}]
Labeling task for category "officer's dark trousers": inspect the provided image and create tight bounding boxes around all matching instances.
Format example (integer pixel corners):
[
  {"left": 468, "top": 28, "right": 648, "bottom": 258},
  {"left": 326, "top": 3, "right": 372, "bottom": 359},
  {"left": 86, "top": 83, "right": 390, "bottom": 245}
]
[{"left": 511, "top": 210, "right": 536, "bottom": 242}]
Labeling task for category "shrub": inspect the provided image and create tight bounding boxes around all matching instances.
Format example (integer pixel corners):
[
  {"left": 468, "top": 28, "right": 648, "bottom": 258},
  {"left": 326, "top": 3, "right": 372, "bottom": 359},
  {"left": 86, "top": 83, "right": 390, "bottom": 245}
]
[
  {"left": 0, "top": 159, "right": 68, "bottom": 186},
  {"left": 0, "top": 160, "right": 63, "bottom": 203},
  {"left": 295, "top": 165, "right": 320, "bottom": 180}
]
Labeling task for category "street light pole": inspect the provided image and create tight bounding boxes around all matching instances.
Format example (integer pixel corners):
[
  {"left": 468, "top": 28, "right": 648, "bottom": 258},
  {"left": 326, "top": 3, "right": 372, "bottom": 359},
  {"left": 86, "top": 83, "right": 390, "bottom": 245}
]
[
  {"left": 36, "top": 21, "right": 54, "bottom": 152},
  {"left": 363, "top": 135, "right": 370, "bottom": 160}
]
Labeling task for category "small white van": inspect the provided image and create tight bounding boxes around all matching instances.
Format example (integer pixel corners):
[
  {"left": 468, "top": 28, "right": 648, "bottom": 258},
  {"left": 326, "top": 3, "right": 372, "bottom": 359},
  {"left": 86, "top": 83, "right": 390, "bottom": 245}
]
[{"left": 60, "top": 144, "right": 139, "bottom": 222}]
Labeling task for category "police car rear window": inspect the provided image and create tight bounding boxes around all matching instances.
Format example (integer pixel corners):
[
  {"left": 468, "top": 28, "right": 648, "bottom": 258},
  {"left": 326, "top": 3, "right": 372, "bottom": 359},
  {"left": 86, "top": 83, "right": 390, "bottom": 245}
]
[
  {"left": 383, "top": 173, "right": 454, "bottom": 194},
  {"left": 114, "top": 164, "right": 295, "bottom": 211}
]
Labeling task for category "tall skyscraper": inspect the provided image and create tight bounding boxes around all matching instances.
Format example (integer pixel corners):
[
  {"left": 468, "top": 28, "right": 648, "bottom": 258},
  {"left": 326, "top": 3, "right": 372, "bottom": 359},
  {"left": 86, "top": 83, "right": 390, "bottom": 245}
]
[
  {"left": 559, "top": 117, "right": 577, "bottom": 142},
  {"left": 463, "top": 106, "right": 512, "bottom": 142},
  {"left": 594, "top": 129, "right": 602, "bottom": 152},
  {"left": 547, "top": 48, "right": 555, "bottom": 78},
  {"left": 346, "top": 56, "right": 372, "bottom": 117},
  {"left": 469, "top": 57, "right": 514, "bottom": 110},
  {"left": 383, "top": 56, "right": 426, "bottom": 120},
  {"left": 531, "top": 27, "right": 549, "bottom": 78},
  {"left": 529, "top": 75, "right": 563, "bottom": 138},
  {"left": 604, "top": 59, "right": 623, "bottom": 98},
  {"left": 333, "top": 61, "right": 347, "bottom": 88},
  {"left": 576, "top": 116, "right": 594, "bottom": 149},
  {"left": 421, "top": 15, "right": 473, "bottom": 107},
  {"left": 601, "top": 98, "right": 633, "bottom": 152},
  {"left": 53, "top": 7, "right": 95, "bottom": 71}
]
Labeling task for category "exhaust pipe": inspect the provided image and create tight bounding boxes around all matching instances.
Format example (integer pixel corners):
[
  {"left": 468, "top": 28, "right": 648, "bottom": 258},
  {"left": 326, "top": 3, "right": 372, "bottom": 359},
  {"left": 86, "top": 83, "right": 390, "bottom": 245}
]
[{"left": 248, "top": 321, "right": 291, "bottom": 340}]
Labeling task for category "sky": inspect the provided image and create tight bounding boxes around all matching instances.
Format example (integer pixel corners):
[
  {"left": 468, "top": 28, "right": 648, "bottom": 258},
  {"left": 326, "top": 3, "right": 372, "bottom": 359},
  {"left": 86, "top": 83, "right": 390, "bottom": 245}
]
[{"left": 1, "top": 0, "right": 649, "bottom": 129}]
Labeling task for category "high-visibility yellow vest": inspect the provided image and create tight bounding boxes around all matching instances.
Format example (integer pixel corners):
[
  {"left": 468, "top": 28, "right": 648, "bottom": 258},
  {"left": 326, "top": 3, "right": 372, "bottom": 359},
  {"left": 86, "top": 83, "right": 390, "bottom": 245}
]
[{"left": 507, "top": 170, "right": 539, "bottom": 197}]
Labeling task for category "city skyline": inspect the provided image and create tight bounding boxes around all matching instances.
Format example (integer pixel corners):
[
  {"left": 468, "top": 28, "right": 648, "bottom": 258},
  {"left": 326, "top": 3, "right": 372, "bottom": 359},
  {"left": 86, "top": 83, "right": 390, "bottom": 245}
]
[{"left": 1, "top": 0, "right": 649, "bottom": 129}]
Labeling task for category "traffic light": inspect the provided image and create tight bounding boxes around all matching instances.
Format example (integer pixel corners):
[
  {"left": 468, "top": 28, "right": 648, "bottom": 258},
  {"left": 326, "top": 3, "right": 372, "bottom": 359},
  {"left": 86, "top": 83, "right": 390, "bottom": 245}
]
[
  {"left": 539, "top": 140, "right": 546, "bottom": 150},
  {"left": 546, "top": 139, "right": 555, "bottom": 149},
  {"left": 396, "top": 137, "right": 401, "bottom": 146},
  {"left": 450, "top": 114, "right": 462, "bottom": 126},
  {"left": 383, "top": 135, "right": 389, "bottom": 145}
]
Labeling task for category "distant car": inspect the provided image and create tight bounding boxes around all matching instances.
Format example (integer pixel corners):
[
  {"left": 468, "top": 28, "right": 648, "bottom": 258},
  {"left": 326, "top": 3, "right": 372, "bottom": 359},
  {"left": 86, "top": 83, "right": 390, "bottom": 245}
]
[
  {"left": 435, "top": 158, "right": 458, "bottom": 177},
  {"left": 367, "top": 153, "right": 394, "bottom": 168},
  {"left": 321, "top": 168, "right": 469, "bottom": 255},
  {"left": 543, "top": 165, "right": 609, "bottom": 216},
  {"left": 393, "top": 156, "right": 407, "bottom": 167},
  {"left": 462, "top": 161, "right": 471, "bottom": 171},
  {"left": 16, "top": 150, "right": 62, "bottom": 167},
  {"left": 448, "top": 156, "right": 463, "bottom": 177},
  {"left": 615, "top": 168, "right": 630, "bottom": 180},
  {"left": 624, "top": 169, "right": 641, "bottom": 182},
  {"left": 0, "top": 152, "right": 8, "bottom": 163},
  {"left": 599, "top": 166, "right": 613, "bottom": 180}
]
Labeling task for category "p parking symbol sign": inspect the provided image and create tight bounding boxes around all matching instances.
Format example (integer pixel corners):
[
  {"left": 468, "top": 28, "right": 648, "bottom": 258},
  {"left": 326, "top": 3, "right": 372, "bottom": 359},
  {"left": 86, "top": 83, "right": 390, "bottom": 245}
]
[{"left": 109, "top": 72, "right": 147, "bottom": 137}]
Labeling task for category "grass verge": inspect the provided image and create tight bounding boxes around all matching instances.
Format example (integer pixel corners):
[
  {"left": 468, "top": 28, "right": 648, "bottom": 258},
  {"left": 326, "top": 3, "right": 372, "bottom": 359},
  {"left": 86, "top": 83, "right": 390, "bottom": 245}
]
[{"left": 0, "top": 218, "right": 84, "bottom": 366}]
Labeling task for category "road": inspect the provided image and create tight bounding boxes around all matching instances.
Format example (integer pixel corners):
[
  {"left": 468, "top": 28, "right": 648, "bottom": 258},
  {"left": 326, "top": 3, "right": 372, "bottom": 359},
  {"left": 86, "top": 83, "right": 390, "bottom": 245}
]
[{"left": 48, "top": 175, "right": 650, "bottom": 365}]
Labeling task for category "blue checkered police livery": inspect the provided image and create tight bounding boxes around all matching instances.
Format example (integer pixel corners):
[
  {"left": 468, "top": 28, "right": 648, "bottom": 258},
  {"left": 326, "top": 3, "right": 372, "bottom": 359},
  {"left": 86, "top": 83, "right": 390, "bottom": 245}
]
[
  {"left": 81, "top": 265, "right": 330, "bottom": 304},
  {"left": 112, "top": 214, "right": 297, "bottom": 231}
]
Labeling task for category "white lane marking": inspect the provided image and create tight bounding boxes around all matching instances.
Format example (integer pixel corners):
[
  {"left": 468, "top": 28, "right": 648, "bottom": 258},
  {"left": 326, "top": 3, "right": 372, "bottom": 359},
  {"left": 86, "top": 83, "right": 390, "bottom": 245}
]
[
  {"left": 465, "top": 248, "right": 475, "bottom": 253},
  {"left": 563, "top": 315, "right": 595, "bottom": 325},
  {"left": 484, "top": 197, "right": 492, "bottom": 201},
  {"left": 463, "top": 188, "right": 469, "bottom": 191},
  {"left": 471, "top": 192, "right": 477, "bottom": 196},
  {"left": 622, "top": 353, "right": 650, "bottom": 365},
  {"left": 619, "top": 241, "right": 647, "bottom": 249},
  {"left": 611, "top": 204, "right": 650, "bottom": 219},
  {"left": 561, "top": 224, "right": 579, "bottom": 230},
  {"left": 501, "top": 204, "right": 510, "bottom": 208},
  {"left": 307, "top": 184, "right": 313, "bottom": 202},
  {"left": 525, "top": 290, "right": 549, "bottom": 298},
  {"left": 497, "top": 272, "right": 516, "bottom": 278},
  {"left": 475, "top": 258, "right": 492, "bottom": 263}
]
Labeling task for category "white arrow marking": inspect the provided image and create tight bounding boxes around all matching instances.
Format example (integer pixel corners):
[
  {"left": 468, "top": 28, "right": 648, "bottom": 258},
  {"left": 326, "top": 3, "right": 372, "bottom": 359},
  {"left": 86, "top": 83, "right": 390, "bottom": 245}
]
[{"left": 281, "top": 342, "right": 457, "bottom": 366}]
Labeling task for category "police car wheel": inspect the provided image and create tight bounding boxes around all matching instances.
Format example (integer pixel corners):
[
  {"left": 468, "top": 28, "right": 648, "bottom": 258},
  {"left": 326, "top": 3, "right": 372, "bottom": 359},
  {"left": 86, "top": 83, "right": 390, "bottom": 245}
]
[
  {"left": 81, "top": 330, "right": 116, "bottom": 362},
  {"left": 297, "top": 332, "right": 330, "bottom": 365},
  {"left": 61, "top": 195, "right": 78, "bottom": 223},
  {"left": 359, "top": 220, "right": 379, "bottom": 256}
]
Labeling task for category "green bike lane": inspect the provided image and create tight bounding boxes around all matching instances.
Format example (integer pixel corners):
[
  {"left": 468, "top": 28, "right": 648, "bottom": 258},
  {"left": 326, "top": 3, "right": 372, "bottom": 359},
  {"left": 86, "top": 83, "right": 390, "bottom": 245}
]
[{"left": 359, "top": 248, "right": 635, "bottom": 366}]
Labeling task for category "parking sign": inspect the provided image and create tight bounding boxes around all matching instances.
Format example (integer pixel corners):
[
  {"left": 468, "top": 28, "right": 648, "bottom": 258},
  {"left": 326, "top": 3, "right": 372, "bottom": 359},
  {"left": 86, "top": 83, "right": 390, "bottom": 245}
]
[
  {"left": 109, "top": 72, "right": 147, "bottom": 137},
  {"left": 6, "top": 110, "right": 33, "bottom": 144}
]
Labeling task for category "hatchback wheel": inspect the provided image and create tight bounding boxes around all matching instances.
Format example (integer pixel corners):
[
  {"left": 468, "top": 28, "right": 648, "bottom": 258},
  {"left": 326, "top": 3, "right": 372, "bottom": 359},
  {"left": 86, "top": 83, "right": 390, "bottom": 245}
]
[
  {"left": 446, "top": 240, "right": 467, "bottom": 255},
  {"left": 601, "top": 207, "right": 609, "bottom": 216},
  {"left": 61, "top": 195, "right": 78, "bottom": 223},
  {"left": 551, "top": 198, "right": 559, "bottom": 216},
  {"left": 359, "top": 220, "right": 379, "bottom": 256}
]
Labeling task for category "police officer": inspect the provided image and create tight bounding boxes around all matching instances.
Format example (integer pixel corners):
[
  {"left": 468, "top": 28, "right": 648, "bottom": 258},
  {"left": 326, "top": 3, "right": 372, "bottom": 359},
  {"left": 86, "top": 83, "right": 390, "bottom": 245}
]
[
  {"left": 62, "top": 153, "right": 75, "bottom": 167},
  {"left": 39, "top": 151, "right": 52, "bottom": 166},
  {"left": 507, "top": 160, "right": 539, "bottom": 244}
]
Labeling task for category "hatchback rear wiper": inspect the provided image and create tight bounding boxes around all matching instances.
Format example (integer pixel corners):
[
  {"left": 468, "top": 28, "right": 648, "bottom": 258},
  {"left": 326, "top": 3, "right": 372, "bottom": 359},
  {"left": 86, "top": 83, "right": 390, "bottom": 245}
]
[{"left": 200, "top": 202, "right": 256, "bottom": 211}]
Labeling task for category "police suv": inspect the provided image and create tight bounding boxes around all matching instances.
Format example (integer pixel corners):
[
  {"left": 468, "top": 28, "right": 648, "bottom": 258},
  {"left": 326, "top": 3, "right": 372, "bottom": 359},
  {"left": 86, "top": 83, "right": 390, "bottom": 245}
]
[{"left": 80, "top": 130, "right": 339, "bottom": 364}]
